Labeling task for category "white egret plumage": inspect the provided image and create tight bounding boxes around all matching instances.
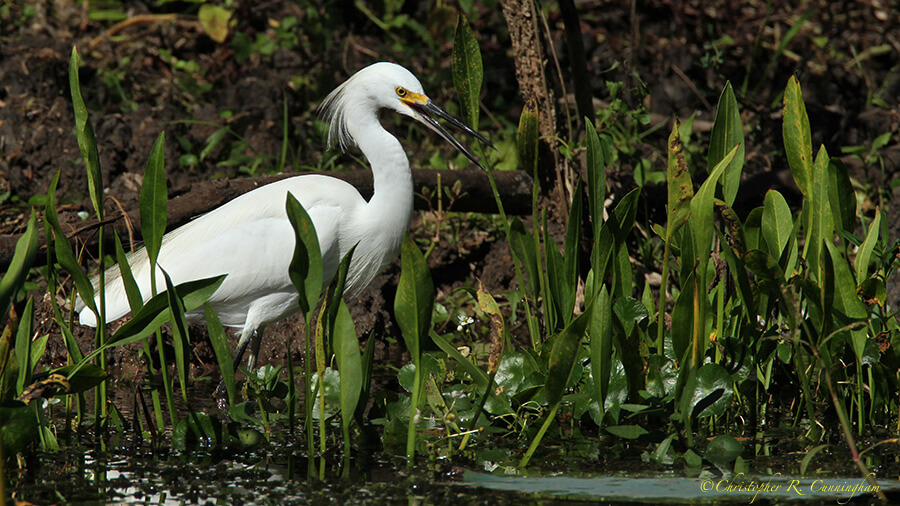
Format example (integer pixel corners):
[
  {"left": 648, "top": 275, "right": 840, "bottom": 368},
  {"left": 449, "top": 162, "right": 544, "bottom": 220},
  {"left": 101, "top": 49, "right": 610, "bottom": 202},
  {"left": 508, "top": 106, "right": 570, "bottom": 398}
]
[{"left": 77, "top": 62, "right": 493, "bottom": 369}]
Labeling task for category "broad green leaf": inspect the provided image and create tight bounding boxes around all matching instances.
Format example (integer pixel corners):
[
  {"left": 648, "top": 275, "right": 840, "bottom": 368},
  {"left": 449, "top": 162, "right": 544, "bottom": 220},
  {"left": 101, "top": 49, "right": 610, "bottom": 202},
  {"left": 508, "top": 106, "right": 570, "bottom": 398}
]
[
  {"left": 395, "top": 232, "right": 434, "bottom": 362},
  {"left": 285, "top": 193, "right": 323, "bottom": 316},
  {"left": 204, "top": 303, "right": 234, "bottom": 406},
  {"left": 545, "top": 308, "right": 592, "bottom": 408},
  {"left": 825, "top": 241, "right": 867, "bottom": 319},
  {"left": 140, "top": 132, "right": 167, "bottom": 268},
  {"left": 509, "top": 218, "right": 539, "bottom": 299},
  {"left": 589, "top": 286, "right": 612, "bottom": 408},
  {"left": 606, "top": 425, "right": 649, "bottom": 439},
  {"left": 782, "top": 75, "right": 813, "bottom": 199},
  {"left": 707, "top": 81, "right": 744, "bottom": 206},
  {"left": 0, "top": 406, "right": 38, "bottom": 456},
  {"left": 827, "top": 158, "right": 856, "bottom": 234},
  {"left": 691, "top": 144, "right": 737, "bottom": 263},
  {"left": 761, "top": 190, "right": 792, "bottom": 260},
  {"left": 334, "top": 300, "right": 362, "bottom": 424},
  {"left": 671, "top": 271, "right": 695, "bottom": 362},
  {"left": 544, "top": 223, "right": 564, "bottom": 332},
  {"left": 666, "top": 121, "right": 693, "bottom": 241},
  {"left": 689, "top": 363, "right": 733, "bottom": 418},
  {"left": 586, "top": 121, "right": 608, "bottom": 239},
  {"left": 69, "top": 46, "right": 104, "bottom": 219},
  {"left": 517, "top": 100, "right": 539, "bottom": 178},
  {"left": 452, "top": 12, "right": 482, "bottom": 131},
  {"left": 706, "top": 435, "right": 742, "bottom": 466},
  {"left": 0, "top": 210, "right": 38, "bottom": 326},
  {"left": 854, "top": 209, "right": 881, "bottom": 282},
  {"left": 49, "top": 363, "right": 108, "bottom": 394},
  {"left": 591, "top": 187, "right": 641, "bottom": 285}
]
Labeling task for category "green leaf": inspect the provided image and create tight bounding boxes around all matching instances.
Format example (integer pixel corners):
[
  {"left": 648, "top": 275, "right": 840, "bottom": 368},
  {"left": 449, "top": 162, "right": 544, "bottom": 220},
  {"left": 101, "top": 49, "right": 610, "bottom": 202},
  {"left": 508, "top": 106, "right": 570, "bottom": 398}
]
[
  {"left": 586, "top": 121, "right": 608, "bottom": 240},
  {"left": 451, "top": 12, "right": 482, "bottom": 131},
  {"left": 140, "top": 132, "right": 168, "bottom": 269},
  {"left": 689, "top": 363, "right": 733, "bottom": 418},
  {"left": 589, "top": 286, "right": 612, "bottom": 410},
  {"left": 333, "top": 300, "right": 362, "bottom": 432},
  {"left": 517, "top": 100, "right": 539, "bottom": 179},
  {"left": 707, "top": 81, "right": 744, "bottom": 206},
  {"left": 395, "top": 232, "right": 434, "bottom": 362},
  {"left": 545, "top": 308, "right": 592, "bottom": 408},
  {"left": 606, "top": 424, "right": 649, "bottom": 439},
  {"left": 0, "top": 406, "right": 38, "bottom": 456},
  {"left": 49, "top": 363, "right": 108, "bottom": 394},
  {"left": 827, "top": 159, "right": 856, "bottom": 234},
  {"left": 0, "top": 210, "right": 38, "bottom": 326},
  {"left": 69, "top": 46, "right": 104, "bottom": 219},
  {"left": 854, "top": 209, "right": 881, "bottom": 282},
  {"left": 691, "top": 144, "right": 737, "bottom": 263},
  {"left": 666, "top": 120, "right": 693, "bottom": 241},
  {"left": 782, "top": 75, "right": 813, "bottom": 199},
  {"left": 509, "top": 218, "right": 539, "bottom": 299},
  {"left": 825, "top": 241, "right": 867, "bottom": 319},
  {"left": 285, "top": 193, "right": 323, "bottom": 316},
  {"left": 204, "top": 303, "right": 235, "bottom": 407},
  {"left": 761, "top": 190, "right": 792, "bottom": 261}
]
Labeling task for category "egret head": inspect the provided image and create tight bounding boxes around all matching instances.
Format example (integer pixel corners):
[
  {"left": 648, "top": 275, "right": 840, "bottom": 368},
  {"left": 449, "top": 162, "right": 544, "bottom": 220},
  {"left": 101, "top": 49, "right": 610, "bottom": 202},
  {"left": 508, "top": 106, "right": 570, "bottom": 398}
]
[{"left": 319, "top": 62, "right": 494, "bottom": 169}]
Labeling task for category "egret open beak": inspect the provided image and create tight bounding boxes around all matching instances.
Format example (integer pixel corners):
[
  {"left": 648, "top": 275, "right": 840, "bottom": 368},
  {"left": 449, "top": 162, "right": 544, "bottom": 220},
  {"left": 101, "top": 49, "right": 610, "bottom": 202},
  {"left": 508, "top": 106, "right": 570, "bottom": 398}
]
[{"left": 403, "top": 94, "right": 495, "bottom": 170}]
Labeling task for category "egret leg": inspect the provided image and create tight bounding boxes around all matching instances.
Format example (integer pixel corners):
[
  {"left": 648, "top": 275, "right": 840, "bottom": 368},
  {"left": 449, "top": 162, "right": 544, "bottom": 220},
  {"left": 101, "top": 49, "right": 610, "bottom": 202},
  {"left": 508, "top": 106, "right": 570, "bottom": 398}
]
[{"left": 247, "top": 326, "right": 265, "bottom": 370}]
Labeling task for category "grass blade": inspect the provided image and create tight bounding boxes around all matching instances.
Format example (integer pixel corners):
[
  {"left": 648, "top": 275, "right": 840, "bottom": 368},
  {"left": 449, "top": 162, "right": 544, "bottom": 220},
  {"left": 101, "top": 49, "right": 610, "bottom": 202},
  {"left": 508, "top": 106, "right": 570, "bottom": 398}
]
[{"left": 140, "top": 132, "right": 168, "bottom": 269}]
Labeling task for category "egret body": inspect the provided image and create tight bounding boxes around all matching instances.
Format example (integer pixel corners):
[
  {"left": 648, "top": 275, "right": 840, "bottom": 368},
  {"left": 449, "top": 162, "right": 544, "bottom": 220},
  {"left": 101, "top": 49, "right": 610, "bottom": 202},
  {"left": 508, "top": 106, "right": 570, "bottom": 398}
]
[{"left": 77, "top": 62, "right": 492, "bottom": 368}]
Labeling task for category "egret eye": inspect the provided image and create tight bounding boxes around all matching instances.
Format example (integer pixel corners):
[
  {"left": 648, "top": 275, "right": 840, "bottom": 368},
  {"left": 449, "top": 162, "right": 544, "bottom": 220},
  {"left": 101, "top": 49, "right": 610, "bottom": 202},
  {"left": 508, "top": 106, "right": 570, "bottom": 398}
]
[{"left": 395, "top": 86, "right": 407, "bottom": 97}]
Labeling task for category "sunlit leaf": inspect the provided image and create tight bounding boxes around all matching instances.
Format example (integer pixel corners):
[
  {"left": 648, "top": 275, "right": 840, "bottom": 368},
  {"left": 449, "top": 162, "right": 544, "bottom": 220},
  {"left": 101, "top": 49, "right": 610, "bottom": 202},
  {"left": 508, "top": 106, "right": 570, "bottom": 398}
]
[
  {"left": 395, "top": 232, "right": 434, "bottom": 362},
  {"left": 707, "top": 81, "right": 744, "bottom": 206},
  {"left": 783, "top": 75, "right": 813, "bottom": 199},
  {"left": 140, "top": 132, "right": 167, "bottom": 268},
  {"left": 452, "top": 12, "right": 482, "bottom": 130}
]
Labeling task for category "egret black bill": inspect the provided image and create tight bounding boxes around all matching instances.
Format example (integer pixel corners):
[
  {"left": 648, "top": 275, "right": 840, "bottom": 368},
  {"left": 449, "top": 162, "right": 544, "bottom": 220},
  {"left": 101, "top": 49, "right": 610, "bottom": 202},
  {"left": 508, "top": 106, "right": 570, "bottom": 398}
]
[{"left": 405, "top": 96, "right": 495, "bottom": 170}]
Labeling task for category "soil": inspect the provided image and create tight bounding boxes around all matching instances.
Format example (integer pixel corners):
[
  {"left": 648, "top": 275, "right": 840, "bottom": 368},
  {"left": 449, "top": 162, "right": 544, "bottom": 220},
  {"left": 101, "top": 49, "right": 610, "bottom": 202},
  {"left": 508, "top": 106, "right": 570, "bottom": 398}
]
[{"left": 1, "top": 1, "right": 898, "bottom": 379}]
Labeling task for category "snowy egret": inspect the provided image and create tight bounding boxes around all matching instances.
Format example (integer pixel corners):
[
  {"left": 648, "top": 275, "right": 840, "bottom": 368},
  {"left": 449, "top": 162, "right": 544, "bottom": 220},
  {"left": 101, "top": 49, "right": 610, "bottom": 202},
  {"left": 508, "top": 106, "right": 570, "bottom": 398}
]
[{"left": 77, "top": 62, "right": 493, "bottom": 369}]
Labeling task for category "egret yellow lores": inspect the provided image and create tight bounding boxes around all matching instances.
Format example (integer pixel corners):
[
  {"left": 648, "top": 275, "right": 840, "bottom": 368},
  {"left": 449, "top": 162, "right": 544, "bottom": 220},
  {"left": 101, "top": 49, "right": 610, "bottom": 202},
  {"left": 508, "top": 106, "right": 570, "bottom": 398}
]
[{"left": 77, "top": 62, "right": 494, "bottom": 369}]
